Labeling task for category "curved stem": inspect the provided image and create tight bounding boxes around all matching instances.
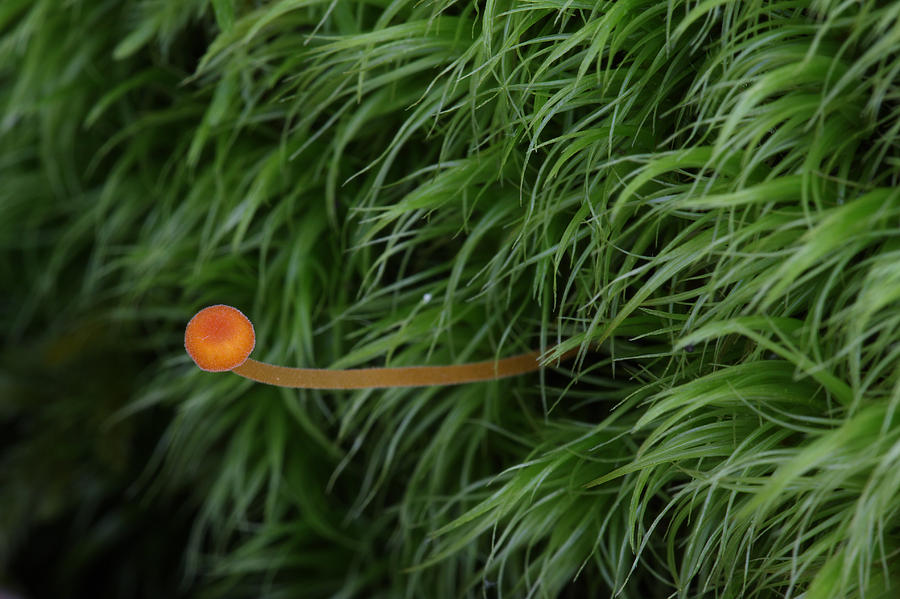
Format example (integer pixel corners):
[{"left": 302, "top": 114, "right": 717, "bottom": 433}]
[{"left": 231, "top": 347, "right": 579, "bottom": 389}]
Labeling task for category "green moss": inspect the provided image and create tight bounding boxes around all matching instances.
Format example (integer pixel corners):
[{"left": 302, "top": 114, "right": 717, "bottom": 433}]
[{"left": 2, "top": 1, "right": 899, "bottom": 597}]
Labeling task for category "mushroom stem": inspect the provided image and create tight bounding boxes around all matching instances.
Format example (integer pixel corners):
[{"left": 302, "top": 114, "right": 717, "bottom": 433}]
[{"left": 231, "top": 348, "right": 578, "bottom": 389}]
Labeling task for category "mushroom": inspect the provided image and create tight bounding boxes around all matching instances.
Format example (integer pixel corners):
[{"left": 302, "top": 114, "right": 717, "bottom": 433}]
[{"left": 185, "top": 305, "right": 576, "bottom": 389}]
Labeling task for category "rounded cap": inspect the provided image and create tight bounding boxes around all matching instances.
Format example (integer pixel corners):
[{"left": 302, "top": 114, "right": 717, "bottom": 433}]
[{"left": 185, "top": 305, "right": 255, "bottom": 372}]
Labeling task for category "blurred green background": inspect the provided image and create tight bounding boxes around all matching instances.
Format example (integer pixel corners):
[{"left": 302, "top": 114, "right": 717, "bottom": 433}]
[{"left": 2, "top": 1, "right": 899, "bottom": 597}]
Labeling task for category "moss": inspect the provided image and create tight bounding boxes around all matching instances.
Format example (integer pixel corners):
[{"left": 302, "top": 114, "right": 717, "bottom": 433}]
[{"left": 2, "top": 1, "right": 899, "bottom": 597}]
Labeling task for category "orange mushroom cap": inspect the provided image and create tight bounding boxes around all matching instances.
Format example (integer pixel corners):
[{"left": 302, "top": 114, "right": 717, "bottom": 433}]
[{"left": 185, "top": 305, "right": 256, "bottom": 372}]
